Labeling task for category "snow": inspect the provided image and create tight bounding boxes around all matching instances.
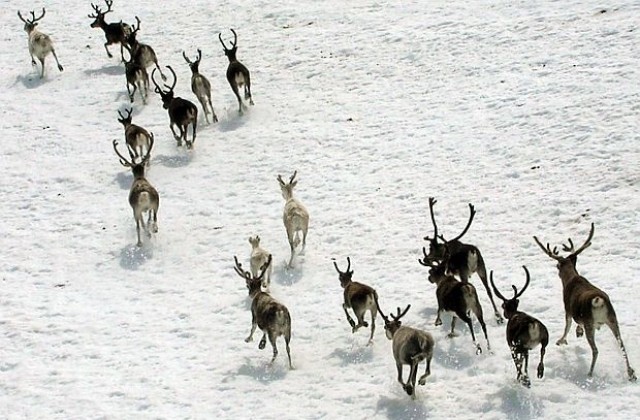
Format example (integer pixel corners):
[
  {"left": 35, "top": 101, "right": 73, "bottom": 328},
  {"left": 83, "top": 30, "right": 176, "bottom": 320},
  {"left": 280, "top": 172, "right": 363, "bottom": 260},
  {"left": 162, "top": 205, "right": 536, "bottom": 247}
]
[{"left": 2, "top": 0, "right": 640, "bottom": 418}]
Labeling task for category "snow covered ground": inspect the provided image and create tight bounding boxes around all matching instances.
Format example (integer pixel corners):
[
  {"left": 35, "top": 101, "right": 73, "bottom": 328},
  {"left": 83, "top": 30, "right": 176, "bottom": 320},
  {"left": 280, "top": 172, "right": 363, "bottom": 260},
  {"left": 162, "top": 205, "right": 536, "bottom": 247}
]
[{"left": 1, "top": 0, "right": 639, "bottom": 418}]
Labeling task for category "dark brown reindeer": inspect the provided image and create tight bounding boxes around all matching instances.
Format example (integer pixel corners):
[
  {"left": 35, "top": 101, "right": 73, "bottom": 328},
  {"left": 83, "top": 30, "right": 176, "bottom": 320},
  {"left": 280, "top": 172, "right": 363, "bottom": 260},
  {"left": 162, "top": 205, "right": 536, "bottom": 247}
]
[
  {"left": 122, "top": 44, "right": 148, "bottom": 104},
  {"left": 88, "top": 0, "right": 131, "bottom": 60},
  {"left": 490, "top": 266, "right": 549, "bottom": 387},
  {"left": 117, "top": 108, "right": 152, "bottom": 163},
  {"left": 17, "top": 8, "right": 63, "bottom": 79},
  {"left": 219, "top": 29, "right": 253, "bottom": 114},
  {"left": 333, "top": 257, "right": 378, "bottom": 345},
  {"left": 151, "top": 66, "right": 198, "bottom": 149},
  {"left": 233, "top": 255, "right": 293, "bottom": 368},
  {"left": 534, "top": 223, "right": 636, "bottom": 381},
  {"left": 420, "top": 249, "right": 490, "bottom": 355},
  {"left": 375, "top": 302, "right": 435, "bottom": 399},
  {"left": 113, "top": 135, "right": 159, "bottom": 247},
  {"left": 422, "top": 197, "right": 503, "bottom": 324},
  {"left": 124, "top": 16, "right": 165, "bottom": 80},
  {"left": 183, "top": 49, "right": 217, "bottom": 124}
]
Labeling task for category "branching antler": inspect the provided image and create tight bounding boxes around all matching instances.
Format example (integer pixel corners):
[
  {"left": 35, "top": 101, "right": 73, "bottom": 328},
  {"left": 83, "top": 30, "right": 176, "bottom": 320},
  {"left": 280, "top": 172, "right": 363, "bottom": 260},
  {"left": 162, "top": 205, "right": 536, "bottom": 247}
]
[
  {"left": 18, "top": 8, "right": 45, "bottom": 24},
  {"left": 448, "top": 203, "right": 476, "bottom": 242},
  {"left": 390, "top": 305, "right": 411, "bottom": 321},
  {"left": 423, "top": 197, "right": 438, "bottom": 241},
  {"left": 234, "top": 254, "right": 272, "bottom": 282},
  {"left": 113, "top": 139, "right": 133, "bottom": 167},
  {"left": 333, "top": 257, "right": 352, "bottom": 274},
  {"left": 117, "top": 107, "right": 133, "bottom": 121}
]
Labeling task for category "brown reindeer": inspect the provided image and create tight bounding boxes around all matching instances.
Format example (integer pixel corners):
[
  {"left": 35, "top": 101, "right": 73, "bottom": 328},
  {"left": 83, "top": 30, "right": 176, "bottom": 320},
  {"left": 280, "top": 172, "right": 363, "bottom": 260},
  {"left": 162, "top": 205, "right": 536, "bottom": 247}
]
[
  {"left": 183, "top": 49, "right": 217, "bottom": 124},
  {"left": 490, "top": 266, "right": 549, "bottom": 387},
  {"left": 534, "top": 223, "right": 636, "bottom": 381},
  {"left": 422, "top": 197, "right": 503, "bottom": 324},
  {"left": 219, "top": 28, "right": 253, "bottom": 114},
  {"left": 88, "top": 0, "right": 131, "bottom": 60},
  {"left": 116, "top": 108, "right": 152, "bottom": 163}
]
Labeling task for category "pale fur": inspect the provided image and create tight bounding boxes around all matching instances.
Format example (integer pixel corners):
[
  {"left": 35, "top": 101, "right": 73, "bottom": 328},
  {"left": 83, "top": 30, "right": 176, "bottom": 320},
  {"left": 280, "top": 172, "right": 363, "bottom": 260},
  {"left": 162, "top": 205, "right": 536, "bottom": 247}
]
[
  {"left": 278, "top": 173, "right": 309, "bottom": 267},
  {"left": 19, "top": 11, "right": 63, "bottom": 79},
  {"left": 249, "top": 236, "right": 272, "bottom": 289}
]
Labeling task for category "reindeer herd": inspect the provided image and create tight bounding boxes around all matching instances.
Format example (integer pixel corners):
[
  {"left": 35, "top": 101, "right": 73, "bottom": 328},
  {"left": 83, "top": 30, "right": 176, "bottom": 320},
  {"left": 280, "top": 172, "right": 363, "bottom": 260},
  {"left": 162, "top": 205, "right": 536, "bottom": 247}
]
[{"left": 17, "top": 2, "right": 637, "bottom": 400}]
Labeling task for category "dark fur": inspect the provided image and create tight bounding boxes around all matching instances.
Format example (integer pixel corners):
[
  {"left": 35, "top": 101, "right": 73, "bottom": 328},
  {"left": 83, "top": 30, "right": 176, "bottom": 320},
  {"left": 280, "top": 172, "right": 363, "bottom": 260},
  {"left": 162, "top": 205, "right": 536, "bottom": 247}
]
[
  {"left": 219, "top": 29, "right": 253, "bottom": 114},
  {"left": 334, "top": 257, "right": 377, "bottom": 344},
  {"left": 88, "top": 0, "right": 131, "bottom": 60}
]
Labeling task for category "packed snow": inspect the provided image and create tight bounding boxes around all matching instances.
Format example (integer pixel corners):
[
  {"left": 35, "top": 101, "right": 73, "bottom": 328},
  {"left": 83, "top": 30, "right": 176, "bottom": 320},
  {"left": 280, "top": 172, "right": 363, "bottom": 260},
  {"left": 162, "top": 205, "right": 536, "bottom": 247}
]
[{"left": 2, "top": 0, "right": 639, "bottom": 418}]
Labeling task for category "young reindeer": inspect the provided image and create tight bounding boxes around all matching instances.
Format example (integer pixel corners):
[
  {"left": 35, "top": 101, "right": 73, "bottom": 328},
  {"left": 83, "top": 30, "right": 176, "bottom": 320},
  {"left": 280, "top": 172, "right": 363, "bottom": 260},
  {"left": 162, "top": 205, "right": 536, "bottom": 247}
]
[
  {"left": 233, "top": 255, "right": 293, "bottom": 369},
  {"left": 277, "top": 171, "right": 309, "bottom": 268},
  {"left": 113, "top": 136, "right": 159, "bottom": 247},
  {"left": 17, "top": 8, "right": 63, "bottom": 79},
  {"left": 333, "top": 257, "right": 378, "bottom": 345},
  {"left": 249, "top": 235, "right": 272, "bottom": 289},
  {"left": 375, "top": 302, "right": 435, "bottom": 399},
  {"left": 533, "top": 223, "right": 636, "bottom": 381},
  {"left": 122, "top": 45, "right": 149, "bottom": 104},
  {"left": 117, "top": 108, "right": 152, "bottom": 163},
  {"left": 420, "top": 249, "right": 490, "bottom": 355},
  {"left": 124, "top": 16, "right": 165, "bottom": 80},
  {"left": 183, "top": 49, "right": 217, "bottom": 124},
  {"left": 88, "top": 0, "right": 131, "bottom": 60},
  {"left": 151, "top": 66, "right": 198, "bottom": 149},
  {"left": 422, "top": 197, "right": 503, "bottom": 324},
  {"left": 490, "top": 266, "right": 549, "bottom": 387},
  {"left": 219, "top": 29, "right": 254, "bottom": 114}
]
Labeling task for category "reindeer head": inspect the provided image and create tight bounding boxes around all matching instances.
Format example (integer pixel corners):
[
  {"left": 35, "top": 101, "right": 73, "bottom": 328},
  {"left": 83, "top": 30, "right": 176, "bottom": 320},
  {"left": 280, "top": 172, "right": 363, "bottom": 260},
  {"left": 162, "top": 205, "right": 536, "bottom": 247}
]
[
  {"left": 88, "top": 0, "right": 113, "bottom": 28},
  {"left": 375, "top": 301, "right": 411, "bottom": 339},
  {"left": 248, "top": 235, "right": 261, "bottom": 249},
  {"left": 125, "top": 16, "right": 141, "bottom": 45},
  {"left": 112, "top": 134, "right": 154, "bottom": 176},
  {"left": 490, "top": 266, "right": 530, "bottom": 319},
  {"left": 17, "top": 8, "right": 45, "bottom": 34},
  {"left": 418, "top": 242, "right": 450, "bottom": 284},
  {"left": 233, "top": 254, "right": 272, "bottom": 296},
  {"left": 117, "top": 108, "right": 133, "bottom": 127},
  {"left": 151, "top": 66, "right": 177, "bottom": 109},
  {"left": 533, "top": 223, "right": 595, "bottom": 277},
  {"left": 218, "top": 28, "right": 239, "bottom": 62},
  {"left": 277, "top": 171, "right": 298, "bottom": 200},
  {"left": 422, "top": 197, "right": 476, "bottom": 262},
  {"left": 333, "top": 257, "right": 354, "bottom": 288},
  {"left": 183, "top": 49, "right": 203, "bottom": 74}
]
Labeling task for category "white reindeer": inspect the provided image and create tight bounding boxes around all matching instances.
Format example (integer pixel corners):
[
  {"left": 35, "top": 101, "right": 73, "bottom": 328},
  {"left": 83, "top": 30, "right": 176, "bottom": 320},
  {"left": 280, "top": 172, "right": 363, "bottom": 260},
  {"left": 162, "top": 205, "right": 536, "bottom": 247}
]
[
  {"left": 277, "top": 171, "right": 309, "bottom": 268},
  {"left": 249, "top": 235, "right": 273, "bottom": 289},
  {"left": 17, "top": 8, "right": 63, "bottom": 79}
]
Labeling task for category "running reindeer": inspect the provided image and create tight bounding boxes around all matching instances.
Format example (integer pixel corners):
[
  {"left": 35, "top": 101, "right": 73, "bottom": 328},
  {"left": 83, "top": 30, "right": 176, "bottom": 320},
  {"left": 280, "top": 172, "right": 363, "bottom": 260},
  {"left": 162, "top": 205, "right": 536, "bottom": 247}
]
[
  {"left": 17, "top": 8, "right": 63, "bottom": 79},
  {"left": 113, "top": 135, "right": 159, "bottom": 247},
  {"left": 277, "top": 171, "right": 309, "bottom": 268},
  {"left": 420, "top": 247, "right": 490, "bottom": 355},
  {"left": 88, "top": 0, "right": 131, "bottom": 60},
  {"left": 183, "top": 49, "right": 217, "bottom": 124},
  {"left": 123, "top": 16, "right": 165, "bottom": 80},
  {"left": 122, "top": 44, "right": 149, "bottom": 104},
  {"left": 233, "top": 255, "right": 293, "bottom": 368},
  {"left": 151, "top": 66, "right": 198, "bottom": 148},
  {"left": 490, "top": 266, "right": 549, "bottom": 387},
  {"left": 117, "top": 108, "right": 152, "bottom": 163},
  {"left": 219, "top": 28, "right": 253, "bottom": 114},
  {"left": 375, "top": 302, "right": 434, "bottom": 399},
  {"left": 534, "top": 223, "right": 636, "bottom": 381},
  {"left": 333, "top": 257, "right": 378, "bottom": 345},
  {"left": 248, "top": 235, "right": 272, "bottom": 289},
  {"left": 422, "top": 197, "right": 503, "bottom": 324}
]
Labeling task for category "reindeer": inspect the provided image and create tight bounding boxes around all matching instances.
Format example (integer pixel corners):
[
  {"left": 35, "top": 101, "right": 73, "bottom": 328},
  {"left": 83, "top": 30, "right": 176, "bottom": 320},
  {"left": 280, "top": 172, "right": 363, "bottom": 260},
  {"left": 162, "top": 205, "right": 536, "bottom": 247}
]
[
  {"left": 183, "top": 49, "right": 217, "bottom": 124},
  {"left": 422, "top": 197, "right": 503, "bottom": 324},
  {"left": 277, "top": 171, "right": 309, "bottom": 268},
  {"left": 249, "top": 235, "right": 272, "bottom": 289},
  {"left": 113, "top": 136, "right": 159, "bottom": 247},
  {"left": 420, "top": 249, "right": 490, "bottom": 355},
  {"left": 219, "top": 29, "right": 253, "bottom": 114},
  {"left": 534, "top": 223, "right": 636, "bottom": 381},
  {"left": 123, "top": 16, "right": 165, "bottom": 80},
  {"left": 88, "top": 0, "right": 131, "bottom": 60},
  {"left": 490, "top": 266, "right": 549, "bottom": 387},
  {"left": 122, "top": 44, "right": 149, "bottom": 104},
  {"left": 333, "top": 257, "right": 378, "bottom": 345},
  {"left": 375, "top": 302, "right": 434, "bottom": 399},
  {"left": 233, "top": 255, "right": 292, "bottom": 368},
  {"left": 151, "top": 66, "right": 198, "bottom": 149},
  {"left": 17, "top": 8, "right": 63, "bottom": 79},
  {"left": 116, "top": 108, "right": 152, "bottom": 163}
]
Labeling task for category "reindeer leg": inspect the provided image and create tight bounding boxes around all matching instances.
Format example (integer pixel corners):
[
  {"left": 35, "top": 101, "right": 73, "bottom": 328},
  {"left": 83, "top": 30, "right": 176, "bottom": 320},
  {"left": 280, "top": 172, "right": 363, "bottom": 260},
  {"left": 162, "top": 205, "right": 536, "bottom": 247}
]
[
  {"left": 511, "top": 347, "right": 523, "bottom": 381},
  {"left": 169, "top": 123, "right": 181, "bottom": 145},
  {"left": 418, "top": 355, "right": 431, "bottom": 385},
  {"left": 435, "top": 308, "right": 443, "bottom": 326},
  {"left": 537, "top": 341, "right": 547, "bottom": 379},
  {"left": 30, "top": 51, "right": 36, "bottom": 67},
  {"left": 286, "top": 229, "right": 296, "bottom": 268},
  {"left": 342, "top": 304, "right": 356, "bottom": 330},
  {"left": 259, "top": 333, "right": 267, "bottom": 349},
  {"left": 606, "top": 318, "right": 637, "bottom": 381},
  {"left": 476, "top": 263, "right": 504, "bottom": 324},
  {"left": 245, "top": 314, "right": 257, "bottom": 343},
  {"left": 155, "top": 61, "right": 167, "bottom": 81},
  {"left": 231, "top": 84, "right": 244, "bottom": 115},
  {"left": 285, "top": 329, "right": 293, "bottom": 369},
  {"left": 127, "top": 82, "right": 135, "bottom": 103},
  {"left": 133, "top": 213, "right": 142, "bottom": 247},
  {"left": 584, "top": 324, "right": 599, "bottom": 377},
  {"left": 208, "top": 96, "right": 218, "bottom": 123},
  {"left": 459, "top": 313, "right": 481, "bottom": 354},
  {"left": 473, "top": 304, "right": 490, "bottom": 351},
  {"left": 521, "top": 351, "right": 531, "bottom": 387},
  {"left": 104, "top": 42, "right": 113, "bottom": 58},
  {"left": 38, "top": 57, "right": 45, "bottom": 79},
  {"left": 245, "top": 74, "right": 254, "bottom": 105},
  {"left": 267, "top": 331, "right": 279, "bottom": 366},
  {"left": 557, "top": 313, "right": 572, "bottom": 345},
  {"left": 367, "top": 310, "right": 376, "bottom": 345},
  {"left": 190, "top": 114, "right": 197, "bottom": 148},
  {"left": 406, "top": 361, "right": 418, "bottom": 398},
  {"left": 50, "top": 48, "right": 63, "bottom": 72},
  {"left": 396, "top": 362, "right": 406, "bottom": 389},
  {"left": 152, "top": 209, "right": 158, "bottom": 233}
]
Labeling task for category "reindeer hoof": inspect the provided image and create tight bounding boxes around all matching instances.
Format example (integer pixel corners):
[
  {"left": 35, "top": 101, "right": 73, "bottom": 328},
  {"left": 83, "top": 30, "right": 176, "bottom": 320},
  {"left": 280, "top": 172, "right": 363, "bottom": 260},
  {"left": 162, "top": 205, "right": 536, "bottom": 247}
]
[
  {"left": 475, "top": 346, "right": 482, "bottom": 355},
  {"left": 403, "top": 384, "right": 414, "bottom": 396},
  {"left": 495, "top": 314, "right": 505, "bottom": 325},
  {"left": 245, "top": 337, "right": 252, "bottom": 343},
  {"left": 418, "top": 378, "right": 427, "bottom": 386},
  {"left": 628, "top": 368, "right": 637, "bottom": 382},
  {"left": 259, "top": 338, "right": 267, "bottom": 349},
  {"left": 58, "top": 65, "right": 64, "bottom": 71},
  {"left": 556, "top": 339, "right": 568, "bottom": 346},
  {"left": 576, "top": 326, "right": 584, "bottom": 337},
  {"left": 362, "top": 321, "right": 369, "bottom": 328},
  {"left": 520, "top": 377, "right": 531, "bottom": 388},
  {"left": 435, "top": 320, "right": 442, "bottom": 326}
]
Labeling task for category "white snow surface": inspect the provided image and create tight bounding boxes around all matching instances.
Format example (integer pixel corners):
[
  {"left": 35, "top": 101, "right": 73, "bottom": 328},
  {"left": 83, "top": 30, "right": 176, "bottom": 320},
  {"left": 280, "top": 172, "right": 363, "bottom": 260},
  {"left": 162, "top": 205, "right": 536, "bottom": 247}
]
[{"left": 2, "top": 0, "right": 640, "bottom": 418}]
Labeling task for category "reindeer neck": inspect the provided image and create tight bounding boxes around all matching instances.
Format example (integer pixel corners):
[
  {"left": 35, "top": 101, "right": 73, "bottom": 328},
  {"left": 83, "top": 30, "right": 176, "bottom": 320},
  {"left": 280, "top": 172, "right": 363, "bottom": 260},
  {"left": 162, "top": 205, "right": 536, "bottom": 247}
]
[{"left": 558, "top": 264, "right": 581, "bottom": 287}]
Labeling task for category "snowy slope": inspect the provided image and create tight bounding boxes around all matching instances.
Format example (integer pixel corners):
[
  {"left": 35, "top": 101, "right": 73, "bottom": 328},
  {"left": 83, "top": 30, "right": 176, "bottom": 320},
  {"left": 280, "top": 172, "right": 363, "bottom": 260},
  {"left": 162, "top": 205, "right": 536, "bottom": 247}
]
[{"left": 1, "top": 0, "right": 639, "bottom": 418}]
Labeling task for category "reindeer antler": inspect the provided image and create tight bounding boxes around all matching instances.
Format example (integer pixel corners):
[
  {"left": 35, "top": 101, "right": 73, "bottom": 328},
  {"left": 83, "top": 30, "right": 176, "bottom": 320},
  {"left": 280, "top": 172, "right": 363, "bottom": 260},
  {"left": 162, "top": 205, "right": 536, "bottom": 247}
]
[
  {"left": 390, "top": 305, "right": 411, "bottom": 321},
  {"left": 18, "top": 8, "right": 45, "bottom": 24},
  {"left": 333, "top": 257, "right": 352, "bottom": 274},
  {"left": 233, "top": 256, "right": 253, "bottom": 281},
  {"left": 112, "top": 139, "right": 133, "bottom": 167},
  {"left": 230, "top": 28, "right": 238, "bottom": 47},
  {"left": 423, "top": 197, "right": 439, "bottom": 242},
  {"left": 448, "top": 203, "right": 476, "bottom": 242},
  {"left": 561, "top": 223, "right": 595, "bottom": 258}
]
